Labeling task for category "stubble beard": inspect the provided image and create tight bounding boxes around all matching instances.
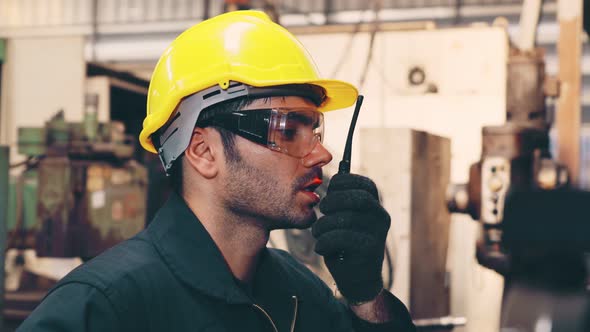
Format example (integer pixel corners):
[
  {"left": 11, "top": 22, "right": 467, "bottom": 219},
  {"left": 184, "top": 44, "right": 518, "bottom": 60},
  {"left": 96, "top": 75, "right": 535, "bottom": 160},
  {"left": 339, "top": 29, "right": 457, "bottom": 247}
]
[{"left": 222, "top": 157, "right": 319, "bottom": 230}]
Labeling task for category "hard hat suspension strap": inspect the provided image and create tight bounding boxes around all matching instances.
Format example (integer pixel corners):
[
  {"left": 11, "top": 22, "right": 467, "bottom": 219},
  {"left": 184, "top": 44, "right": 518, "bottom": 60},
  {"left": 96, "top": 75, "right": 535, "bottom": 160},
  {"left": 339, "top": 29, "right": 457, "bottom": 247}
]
[{"left": 153, "top": 82, "right": 325, "bottom": 175}]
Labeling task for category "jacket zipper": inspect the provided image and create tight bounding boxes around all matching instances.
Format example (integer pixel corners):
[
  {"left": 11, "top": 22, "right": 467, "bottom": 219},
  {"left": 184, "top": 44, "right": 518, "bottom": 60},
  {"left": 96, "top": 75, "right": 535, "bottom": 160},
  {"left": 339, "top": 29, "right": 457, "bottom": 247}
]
[
  {"left": 253, "top": 304, "right": 279, "bottom": 332},
  {"left": 290, "top": 295, "right": 298, "bottom": 332},
  {"left": 252, "top": 296, "right": 298, "bottom": 332}
]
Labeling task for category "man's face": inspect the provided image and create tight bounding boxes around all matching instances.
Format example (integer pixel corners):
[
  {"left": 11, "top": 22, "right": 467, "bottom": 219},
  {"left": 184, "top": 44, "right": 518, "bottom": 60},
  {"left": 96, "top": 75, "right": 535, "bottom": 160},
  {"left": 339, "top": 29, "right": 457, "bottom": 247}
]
[{"left": 219, "top": 96, "right": 333, "bottom": 230}]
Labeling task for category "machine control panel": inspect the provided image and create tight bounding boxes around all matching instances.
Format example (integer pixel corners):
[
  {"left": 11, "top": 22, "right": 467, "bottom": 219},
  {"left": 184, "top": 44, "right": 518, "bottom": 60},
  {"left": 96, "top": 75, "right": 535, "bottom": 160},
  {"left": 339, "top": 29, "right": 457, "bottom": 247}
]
[{"left": 481, "top": 157, "right": 510, "bottom": 225}]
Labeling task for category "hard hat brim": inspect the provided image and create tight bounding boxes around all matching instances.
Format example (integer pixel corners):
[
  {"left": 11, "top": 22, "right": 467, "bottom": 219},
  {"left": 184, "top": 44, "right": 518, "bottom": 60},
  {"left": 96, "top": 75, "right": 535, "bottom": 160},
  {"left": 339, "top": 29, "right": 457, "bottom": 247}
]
[{"left": 249, "top": 78, "right": 359, "bottom": 113}]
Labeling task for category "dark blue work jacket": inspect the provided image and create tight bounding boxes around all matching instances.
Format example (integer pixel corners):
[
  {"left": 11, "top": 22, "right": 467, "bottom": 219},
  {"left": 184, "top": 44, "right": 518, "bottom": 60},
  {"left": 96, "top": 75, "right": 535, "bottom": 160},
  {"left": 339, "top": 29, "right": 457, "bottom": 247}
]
[{"left": 18, "top": 192, "right": 415, "bottom": 332}]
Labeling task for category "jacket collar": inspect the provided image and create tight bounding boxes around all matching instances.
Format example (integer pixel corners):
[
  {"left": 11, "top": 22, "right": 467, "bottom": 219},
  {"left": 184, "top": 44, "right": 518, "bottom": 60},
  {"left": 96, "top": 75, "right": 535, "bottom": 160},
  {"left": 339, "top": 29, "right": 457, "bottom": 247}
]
[
  {"left": 147, "top": 192, "right": 250, "bottom": 304},
  {"left": 146, "top": 192, "right": 300, "bottom": 306}
]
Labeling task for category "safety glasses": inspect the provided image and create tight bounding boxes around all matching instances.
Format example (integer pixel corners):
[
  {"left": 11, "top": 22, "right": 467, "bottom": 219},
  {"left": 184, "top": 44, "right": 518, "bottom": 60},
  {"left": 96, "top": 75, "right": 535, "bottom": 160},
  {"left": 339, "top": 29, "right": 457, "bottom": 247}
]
[{"left": 199, "top": 108, "right": 324, "bottom": 158}]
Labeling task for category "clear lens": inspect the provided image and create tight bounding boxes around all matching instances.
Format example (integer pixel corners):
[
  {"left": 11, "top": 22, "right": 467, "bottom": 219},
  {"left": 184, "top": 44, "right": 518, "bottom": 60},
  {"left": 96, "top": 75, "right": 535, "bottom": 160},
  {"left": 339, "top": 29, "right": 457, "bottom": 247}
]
[
  {"left": 201, "top": 107, "right": 324, "bottom": 159},
  {"left": 268, "top": 109, "right": 324, "bottom": 158}
]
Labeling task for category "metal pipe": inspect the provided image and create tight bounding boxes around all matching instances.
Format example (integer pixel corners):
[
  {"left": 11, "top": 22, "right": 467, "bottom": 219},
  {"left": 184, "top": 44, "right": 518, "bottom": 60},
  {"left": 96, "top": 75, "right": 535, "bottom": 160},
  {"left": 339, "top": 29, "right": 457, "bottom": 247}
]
[
  {"left": 324, "top": 0, "right": 333, "bottom": 24},
  {"left": 517, "top": 0, "right": 543, "bottom": 51},
  {"left": 556, "top": 0, "right": 583, "bottom": 185},
  {"left": 454, "top": 0, "right": 463, "bottom": 25},
  {"left": 204, "top": 0, "right": 211, "bottom": 19}
]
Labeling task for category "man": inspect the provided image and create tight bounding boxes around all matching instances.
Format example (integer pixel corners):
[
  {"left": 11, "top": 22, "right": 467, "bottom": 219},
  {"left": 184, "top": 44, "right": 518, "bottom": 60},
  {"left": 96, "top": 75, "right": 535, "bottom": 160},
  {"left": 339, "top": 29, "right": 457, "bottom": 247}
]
[{"left": 19, "top": 10, "right": 415, "bottom": 331}]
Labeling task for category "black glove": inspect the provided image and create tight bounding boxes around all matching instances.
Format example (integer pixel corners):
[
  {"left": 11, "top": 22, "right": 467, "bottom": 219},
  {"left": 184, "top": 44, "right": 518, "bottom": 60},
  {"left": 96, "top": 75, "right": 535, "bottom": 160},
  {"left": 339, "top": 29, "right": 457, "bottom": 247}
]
[{"left": 312, "top": 173, "right": 390, "bottom": 304}]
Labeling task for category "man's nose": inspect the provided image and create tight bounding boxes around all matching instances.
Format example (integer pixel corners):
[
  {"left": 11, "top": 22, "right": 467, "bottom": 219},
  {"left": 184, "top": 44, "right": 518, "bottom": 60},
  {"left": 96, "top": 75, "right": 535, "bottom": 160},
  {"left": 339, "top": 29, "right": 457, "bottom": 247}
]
[{"left": 302, "top": 142, "right": 333, "bottom": 168}]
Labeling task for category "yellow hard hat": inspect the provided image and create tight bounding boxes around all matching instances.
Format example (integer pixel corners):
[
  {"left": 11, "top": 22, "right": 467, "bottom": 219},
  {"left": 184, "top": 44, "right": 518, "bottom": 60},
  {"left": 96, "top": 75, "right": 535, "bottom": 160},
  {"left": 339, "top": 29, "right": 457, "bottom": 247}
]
[{"left": 139, "top": 10, "right": 358, "bottom": 154}]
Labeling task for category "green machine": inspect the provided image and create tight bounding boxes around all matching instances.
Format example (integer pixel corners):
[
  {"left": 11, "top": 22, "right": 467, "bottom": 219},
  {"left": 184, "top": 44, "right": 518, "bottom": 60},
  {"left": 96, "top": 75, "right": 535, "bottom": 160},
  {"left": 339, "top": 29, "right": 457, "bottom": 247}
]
[{"left": 10, "top": 105, "right": 147, "bottom": 260}]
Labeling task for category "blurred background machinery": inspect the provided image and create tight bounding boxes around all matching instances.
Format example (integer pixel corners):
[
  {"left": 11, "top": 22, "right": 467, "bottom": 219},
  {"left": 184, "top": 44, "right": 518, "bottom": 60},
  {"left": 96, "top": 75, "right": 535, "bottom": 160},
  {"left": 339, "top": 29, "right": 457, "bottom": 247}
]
[
  {"left": 499, "top": 188, "right": 590, "bottom": 332},
  {"left": 11, "top": 106, "right": 146, "bottom": 259},
  {"left": 4, "top": 102, "right": 148, "bottom": 325},
  {"left": 444, "top": 44, "right": 590, "bottom": 330},
  {"left": 447, "top": 46, "right": 569, "bottom": 275},
  {"left": 444, "top": 2, "right": 590, "bottom": 329}
]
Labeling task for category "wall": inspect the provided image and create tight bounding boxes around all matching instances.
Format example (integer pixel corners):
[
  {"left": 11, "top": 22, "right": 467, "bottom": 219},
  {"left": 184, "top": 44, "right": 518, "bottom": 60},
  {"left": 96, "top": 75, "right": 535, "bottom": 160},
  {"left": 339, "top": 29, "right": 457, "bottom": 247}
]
[
  {"left": 296, "top": 26, "right": 507, "bottom": 332},
  {"left": 0, "top": 36, "right": 86, "bottom": 164}
]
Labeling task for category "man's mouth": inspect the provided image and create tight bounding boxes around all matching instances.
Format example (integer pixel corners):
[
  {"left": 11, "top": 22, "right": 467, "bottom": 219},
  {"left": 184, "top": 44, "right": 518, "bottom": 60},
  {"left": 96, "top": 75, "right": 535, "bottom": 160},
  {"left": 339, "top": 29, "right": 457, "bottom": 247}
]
[{"left": 302, "top": 178, "right": 323, "bottom": 192}]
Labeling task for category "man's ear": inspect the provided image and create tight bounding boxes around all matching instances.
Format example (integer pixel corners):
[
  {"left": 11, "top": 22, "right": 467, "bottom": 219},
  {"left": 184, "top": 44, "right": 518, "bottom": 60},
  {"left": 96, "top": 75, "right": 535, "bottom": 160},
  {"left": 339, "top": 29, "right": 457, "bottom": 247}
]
[{"left": 184, "top": 127, "right": 219, "bottom": 179}]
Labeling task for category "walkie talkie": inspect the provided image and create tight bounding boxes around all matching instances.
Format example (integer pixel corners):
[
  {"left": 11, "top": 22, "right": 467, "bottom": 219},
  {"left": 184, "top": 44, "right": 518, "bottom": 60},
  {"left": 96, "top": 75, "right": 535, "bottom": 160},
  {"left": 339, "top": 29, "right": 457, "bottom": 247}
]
[
  {"left": 338, "top": 95, "right": 364, "bottom": 174},
  {"left": 334, "top": 95, "right": 364, "bottom": 262}
]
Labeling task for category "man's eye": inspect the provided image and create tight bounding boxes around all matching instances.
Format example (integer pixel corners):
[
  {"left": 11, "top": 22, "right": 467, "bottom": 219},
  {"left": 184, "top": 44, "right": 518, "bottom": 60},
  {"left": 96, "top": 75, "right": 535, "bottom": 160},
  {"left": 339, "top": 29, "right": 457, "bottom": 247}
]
[
  {"left": 281, "top": 129, "right": 297, "bottom": 141},
  {"left": 289, "top": 113, "right": 314, "bottom": 126}
]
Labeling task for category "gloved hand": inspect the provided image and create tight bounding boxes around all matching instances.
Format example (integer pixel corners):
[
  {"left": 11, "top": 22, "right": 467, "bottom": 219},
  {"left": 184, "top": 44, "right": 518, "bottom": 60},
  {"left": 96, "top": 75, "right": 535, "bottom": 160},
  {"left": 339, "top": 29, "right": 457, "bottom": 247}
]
[{"left": 312, "top": 173, "right": 391, "bottom": 304}]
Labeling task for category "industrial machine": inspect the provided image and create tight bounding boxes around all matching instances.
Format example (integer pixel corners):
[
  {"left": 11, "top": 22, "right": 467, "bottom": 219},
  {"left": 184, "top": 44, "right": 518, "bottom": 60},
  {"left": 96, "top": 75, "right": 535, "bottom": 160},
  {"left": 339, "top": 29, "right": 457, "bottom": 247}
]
[
  {"left": 500, "top": 188, "right": 590, "bottom": 332},
  {"left": 7, "top": 97, "right": 147, "bottom": 296},
  {"left": 446, "top": 48, "right": 569, "bottom": 275},
  {"left": 9, "top": 101, "right": 147, "bottom": 260},
  {"left": 445, "top": 45, "right": 590, "bottom": 331}
]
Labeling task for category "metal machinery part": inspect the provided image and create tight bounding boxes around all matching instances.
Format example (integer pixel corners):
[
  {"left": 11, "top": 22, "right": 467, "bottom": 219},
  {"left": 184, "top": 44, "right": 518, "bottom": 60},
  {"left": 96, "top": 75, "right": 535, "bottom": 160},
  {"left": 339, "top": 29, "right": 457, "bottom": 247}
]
[
  {"left": 499, "top": 188, "right": 590, "bottom": 332},
  {"left": 446, "top": 48, "right": 568, "bottom": 274},
  {"left": 3, "top": 97, "right": 148, "bottom": 327},
  {"left": 11, "top": 99, "right": 147, "bottom": 260},
  {"left": 445, "top": 46, "right": 589, "bottom": 332}
]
